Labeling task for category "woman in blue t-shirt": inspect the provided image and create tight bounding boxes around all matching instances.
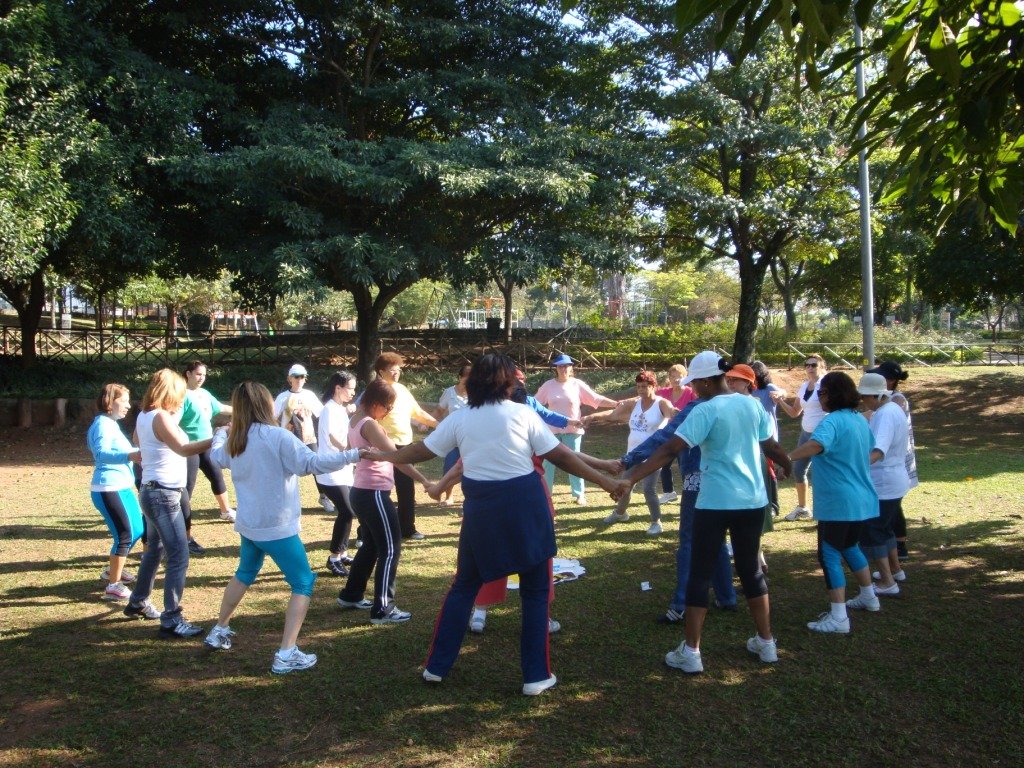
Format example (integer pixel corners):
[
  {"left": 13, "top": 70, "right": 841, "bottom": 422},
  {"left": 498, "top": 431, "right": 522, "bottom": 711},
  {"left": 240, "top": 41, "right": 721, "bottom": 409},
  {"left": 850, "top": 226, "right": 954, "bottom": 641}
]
[
  {"left": 615, "top": 351, "right": 792, "bottom": 675},
  {"left": 789, "top": 372, "right": 880, "bottom": 635}
]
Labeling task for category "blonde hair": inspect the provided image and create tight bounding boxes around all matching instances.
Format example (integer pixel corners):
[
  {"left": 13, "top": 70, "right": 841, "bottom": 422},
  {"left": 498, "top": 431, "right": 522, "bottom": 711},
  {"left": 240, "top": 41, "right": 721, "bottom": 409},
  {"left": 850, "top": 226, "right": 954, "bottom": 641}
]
[
  {"left": 804, "top": 353, "right": 827, "bottom": 369},
  {"left": 668, "top": 364, "right": 686, "bottom": 378},
  {"left": 96, "top": 383, "right": 129, "bottom": 414},
  {"left": 141, "top": 369, "right": 186, "bottom": 412},
  {"left": 227, "top": 381, "right": 277, "bottom": 457}
]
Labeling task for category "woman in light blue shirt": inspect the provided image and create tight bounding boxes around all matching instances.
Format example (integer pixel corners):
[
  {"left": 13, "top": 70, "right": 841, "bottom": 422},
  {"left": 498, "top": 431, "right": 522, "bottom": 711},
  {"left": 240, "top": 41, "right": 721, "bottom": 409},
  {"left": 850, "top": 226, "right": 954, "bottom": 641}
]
[
  {"left": 86, "top": 383, "right": 144, "bottom": 603},
  {"left": 616, "top": 351, "right": 792, "bottom": 675},
  {"left": 789, "top": 372, "right": 880, "bottom": 635}
]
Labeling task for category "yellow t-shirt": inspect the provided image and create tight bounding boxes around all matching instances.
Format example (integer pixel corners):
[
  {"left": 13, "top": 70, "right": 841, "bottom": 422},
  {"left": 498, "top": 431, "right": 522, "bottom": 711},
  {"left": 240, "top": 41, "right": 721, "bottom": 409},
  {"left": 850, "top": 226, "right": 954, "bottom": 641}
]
[{"left": 380, "top": 381, "right": 425, "bottom": 445}]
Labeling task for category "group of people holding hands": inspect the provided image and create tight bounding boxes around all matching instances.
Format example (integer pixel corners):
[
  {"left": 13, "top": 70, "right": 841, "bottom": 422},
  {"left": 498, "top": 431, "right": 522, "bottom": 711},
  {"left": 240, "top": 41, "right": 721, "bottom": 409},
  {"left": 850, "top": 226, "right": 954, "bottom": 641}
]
[{"left": 85, "top": 348, "right": 916, "bottom": 690}]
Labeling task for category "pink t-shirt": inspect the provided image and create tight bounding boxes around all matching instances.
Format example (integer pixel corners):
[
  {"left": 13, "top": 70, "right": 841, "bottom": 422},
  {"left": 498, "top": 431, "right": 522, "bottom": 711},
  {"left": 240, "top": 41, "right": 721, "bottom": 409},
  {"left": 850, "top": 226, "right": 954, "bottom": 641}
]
[
  {"left": 655, "top": 385, "right": 696, "bottom": 410},
  {"left": 349, "top": 416, "right": 394, "bottom": 491},
  {"left": 534, "top": 377, "right": 608, "bottom": 435}
]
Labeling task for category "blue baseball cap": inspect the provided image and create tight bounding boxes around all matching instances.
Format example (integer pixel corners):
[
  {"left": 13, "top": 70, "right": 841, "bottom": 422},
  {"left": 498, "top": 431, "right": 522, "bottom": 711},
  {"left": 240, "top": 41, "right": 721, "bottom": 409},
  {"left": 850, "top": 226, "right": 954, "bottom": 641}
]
[{"left": 550, "top": 354, "right": 574, "bottom": 367}]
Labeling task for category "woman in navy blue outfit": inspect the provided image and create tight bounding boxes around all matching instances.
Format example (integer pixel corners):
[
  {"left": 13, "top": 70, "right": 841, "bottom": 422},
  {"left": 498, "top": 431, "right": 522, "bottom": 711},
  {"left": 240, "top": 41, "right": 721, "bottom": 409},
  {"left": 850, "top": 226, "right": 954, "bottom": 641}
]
[{"left": 370, "top": 354, "right": 619, "bottom": 695}]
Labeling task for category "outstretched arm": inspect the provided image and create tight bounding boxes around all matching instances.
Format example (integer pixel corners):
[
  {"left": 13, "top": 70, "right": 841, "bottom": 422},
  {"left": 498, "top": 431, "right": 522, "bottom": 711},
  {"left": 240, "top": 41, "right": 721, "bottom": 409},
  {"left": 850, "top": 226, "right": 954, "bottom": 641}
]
[
  {"left": 760, "top": 438, "right": 793, "bottom": 480},
  {"left": 539, "top": 443, "right": 619, "bottom": 497}
]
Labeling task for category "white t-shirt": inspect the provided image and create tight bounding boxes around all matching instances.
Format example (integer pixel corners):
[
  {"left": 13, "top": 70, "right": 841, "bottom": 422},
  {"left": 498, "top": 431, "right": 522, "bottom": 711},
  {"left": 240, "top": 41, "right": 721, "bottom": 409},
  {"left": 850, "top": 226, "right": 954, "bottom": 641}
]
[
  {"left": 438, "top": 385, "right": 468, "bottom": 415},
  {"left": 423, "top": 401, "right": 559, "bottom": 481},
  {"left": 316, "top": 399, "right": 354, "bottom": 486},
  {"left": 868, "top": 400, "right": 910, "bottom": 500},
  {"left": 273, "top": 388, "right": 324, "bottom": 443},
  {"left": 626, "top": 398, "right": 668, "bottom": 452},
  {"left": 797, "top": 381, "right": 826, "bottom": 432}
]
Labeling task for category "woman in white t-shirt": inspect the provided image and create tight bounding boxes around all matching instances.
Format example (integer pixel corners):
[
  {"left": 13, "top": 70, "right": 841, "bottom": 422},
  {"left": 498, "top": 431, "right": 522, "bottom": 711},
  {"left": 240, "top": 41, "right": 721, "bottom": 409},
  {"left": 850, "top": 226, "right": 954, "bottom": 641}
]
[
  {"left": 777, "top": 353, "right": 827, "bottom": 520},
  {"left": 535, "top": 353, "right": 618, "bottom": 505},
  {"left": 584, "top": 370, "right": 675, "bottom": 535},
  {"left": 850, "top": 373, "right": 910, "bottom": 606},
  {"left": 371, "top": 354, "right": 620, "bottom": 696},
  {"left": 316, "top": 371, "right": 359, "bottom": 576},
  {"left": 433, "top": 364, "right": 471, "bottom": 505}
]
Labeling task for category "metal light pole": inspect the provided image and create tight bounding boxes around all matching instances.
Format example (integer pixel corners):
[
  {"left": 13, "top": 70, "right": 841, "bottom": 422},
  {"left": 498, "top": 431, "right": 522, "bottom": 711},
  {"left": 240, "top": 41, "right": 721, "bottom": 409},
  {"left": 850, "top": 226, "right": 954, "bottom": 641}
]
[{"left": 854, "top": 19, "right": 876, "bottom": 368}]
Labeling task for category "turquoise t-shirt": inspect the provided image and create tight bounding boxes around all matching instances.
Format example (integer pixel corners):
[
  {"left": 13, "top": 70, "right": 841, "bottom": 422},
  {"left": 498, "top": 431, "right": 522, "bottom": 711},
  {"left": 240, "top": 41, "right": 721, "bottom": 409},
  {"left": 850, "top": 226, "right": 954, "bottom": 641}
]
[
  {"left": 676, "top": 393, "right": 772, "bottom": 510},
  {"left": 808, "top": 409, "right": 878, "bottom": 522},
  {"left": 178, "top": 387, "right": 223, "bottom": 441}
]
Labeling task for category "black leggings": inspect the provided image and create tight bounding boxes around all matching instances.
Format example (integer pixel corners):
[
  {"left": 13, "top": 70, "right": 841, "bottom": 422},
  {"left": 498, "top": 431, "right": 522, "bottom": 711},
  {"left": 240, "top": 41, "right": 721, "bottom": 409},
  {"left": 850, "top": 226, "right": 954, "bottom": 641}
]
[
  {"left": 186, "top": 449, "right": 227, "bottom": 498},
  {"left": 319, "top": 484, "right": 355, "bottom": 554},
  {"left": 686, "top": 507, "right": 767, "bottom": 609},
  {"left": 393, "top": 445, "right": 416, "bottom": 538}
]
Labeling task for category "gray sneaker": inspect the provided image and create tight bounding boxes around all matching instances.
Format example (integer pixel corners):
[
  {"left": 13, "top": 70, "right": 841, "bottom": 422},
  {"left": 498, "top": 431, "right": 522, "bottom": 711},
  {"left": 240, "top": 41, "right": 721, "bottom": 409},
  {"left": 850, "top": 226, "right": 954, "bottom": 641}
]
[
  {"left": 746, "top": 634, "right": 779, "bottom": 663},
  {"left": 123, "top": 600, "right": 160, "bottom": 620},
  {"left": 204, "top": 625, "right": 237, "bottom": 650},
  {"left": 272, "top": 647, "right": 317, "bottom": 674},
  {"left": 159, "top": 620, "right": 204, "bottom": 639},
  {"left": 337, "top": 597, "right": 373, "bottom": 610},
  {"left": 370, "top": 608, "right": 412, "bottom": 625}
]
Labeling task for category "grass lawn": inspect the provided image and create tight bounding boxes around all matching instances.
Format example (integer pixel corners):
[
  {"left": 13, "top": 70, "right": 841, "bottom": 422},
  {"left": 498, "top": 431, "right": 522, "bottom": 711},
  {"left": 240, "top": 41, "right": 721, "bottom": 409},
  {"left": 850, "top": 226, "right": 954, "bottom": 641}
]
[{"left": 1, "top": 366, "right": 1022, "bottom": 767}]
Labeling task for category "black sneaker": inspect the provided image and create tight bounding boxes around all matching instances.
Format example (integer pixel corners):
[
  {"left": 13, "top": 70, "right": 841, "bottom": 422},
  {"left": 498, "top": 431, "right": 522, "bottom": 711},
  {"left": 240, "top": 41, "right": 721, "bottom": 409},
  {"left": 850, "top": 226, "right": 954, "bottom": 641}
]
[
  {"left": 124, "top": 601, "right": 160, "bottom": 620},
  {"left": 656, "top": 608, "right": 684, "bottom": 624},
  {"left": 188, "top": 538, "right": 206, "bottom": 556},
  {"left": 158, "top": 620, "right": 204, "bottom": 639},
  {"left": 325, "top": 557, "right": 349, "bottom": 577}
]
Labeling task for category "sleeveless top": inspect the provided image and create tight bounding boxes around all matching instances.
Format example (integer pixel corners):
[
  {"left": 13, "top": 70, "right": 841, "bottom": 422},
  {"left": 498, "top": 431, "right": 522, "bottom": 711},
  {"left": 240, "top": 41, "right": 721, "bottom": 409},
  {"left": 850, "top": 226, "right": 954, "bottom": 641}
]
[
  {"left": 349, "top": 415, "right": 394, "bottom": 491},
  {"left": 626, "top": 398, "right": 668, "bottom": 452},
  {"left": 136, "top": 409, "right": 187, "bottom": 488}
]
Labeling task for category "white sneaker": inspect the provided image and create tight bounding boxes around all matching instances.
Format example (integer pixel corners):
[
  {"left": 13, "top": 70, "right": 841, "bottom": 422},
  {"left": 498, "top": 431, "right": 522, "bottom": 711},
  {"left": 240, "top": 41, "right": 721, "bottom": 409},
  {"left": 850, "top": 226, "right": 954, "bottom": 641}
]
[
  {"left": 784, "top": 506, "right": 812, "bottom": 521},
  {"left": 874, "top": 570, "right": 907, "bottom": 583},
  {"left": 220, "top": 508, "right": 236, "bottom": 523},
  {"left": 846, "top": 593, "right": 881, "bottom": 611},
  {"left": 574, "top": 495, "right": 587, "bottom": 506},
  {"left": 422, "top": 669, "right": 443, "bottom": 683},
  {"left": 646, "top": 522, "right": 663, "bottom": 536},
  {"left": 522, "top": 674, "right": 557, "bottom": 695},
  {"left": 874, "top": 582, "right": 901, "bottom": 597},
  {"left": 204, "top": 625, "right": 236, "bottom": 650},
  {"left": 548, "top": 618, "right": 561, "bottom": 634},
  {"left": 320, "top": 494, "right": 336, "bottom": 513},
  {"left": 100, "top": 568, "right": 136, "bottom": 584},
  {"left": 746, "top": 635, "right": 778, "bottom": 663},
  {"left": 807, "top": 612, "right": 850, "bottom": 634},
  {"left": 469, "top": 609, "right": 487, "bottom": 634},
  {"left": 272, "top": 647, "right": 317, "bottom": 674},
  {"left": 658, "top": 492, "right": 678, "bottom": 505},
  {"left": 603, "top": 511, "right": 629, "bottom": 524},
  {"left": 665, "top": 642, "right": 703, "bottom": 674},
  {"left": 103, "top": 582, "right": 131, "bottom": 601}
]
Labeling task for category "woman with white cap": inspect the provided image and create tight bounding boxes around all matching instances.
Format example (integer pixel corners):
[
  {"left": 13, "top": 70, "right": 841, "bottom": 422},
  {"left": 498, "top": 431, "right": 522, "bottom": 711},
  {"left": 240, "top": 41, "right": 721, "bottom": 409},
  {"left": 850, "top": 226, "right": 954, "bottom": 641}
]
[
  {"left": 614, "top": 351, "right": 792, "bottom": 674},
  {"left": 273, "top": 363, "right": 331, "bottom": 515},
  {"left": 852, "top": 372, "right": 909, "bottom": 600},
  {"left": 777, "top": 353, "right": 828, "bottom": 520},
  {"left": 866, "top": 360, "right": 917, "bottom": 564},
  {"left": 788, "top": 371, "right": 880, "bottom": 634},
  {"left": 535, "top": 353, "right": 618, "bottom": 505}
]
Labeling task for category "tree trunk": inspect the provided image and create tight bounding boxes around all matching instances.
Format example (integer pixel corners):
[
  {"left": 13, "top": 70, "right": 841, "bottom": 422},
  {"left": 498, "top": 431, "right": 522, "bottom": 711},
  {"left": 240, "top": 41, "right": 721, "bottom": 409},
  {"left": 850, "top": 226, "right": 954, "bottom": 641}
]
[
  {"left": 769, "top": 258, "right": 800, "bottom": 332},
  {"left": 351, "top": 283, "right": 408, "bottom": 383},
  {"left": 12, "top": 270, "right": 48, "bottom": 368},
  {"left": 732, "top": 252, "right": 771, "bottom": 363},
  {"left": 498, "top": 279, "right": 514, "bottom": 343}
]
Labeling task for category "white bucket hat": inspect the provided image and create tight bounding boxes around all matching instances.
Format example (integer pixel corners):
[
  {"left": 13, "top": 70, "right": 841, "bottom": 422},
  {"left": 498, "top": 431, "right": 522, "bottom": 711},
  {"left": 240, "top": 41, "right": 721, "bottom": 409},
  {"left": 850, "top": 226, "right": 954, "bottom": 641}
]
[
  {"left": 682, "top": 351, "right": 723, "bottom": 385},
  {"left": 857, "top": 372, "right": 888, "bottom": 396}
]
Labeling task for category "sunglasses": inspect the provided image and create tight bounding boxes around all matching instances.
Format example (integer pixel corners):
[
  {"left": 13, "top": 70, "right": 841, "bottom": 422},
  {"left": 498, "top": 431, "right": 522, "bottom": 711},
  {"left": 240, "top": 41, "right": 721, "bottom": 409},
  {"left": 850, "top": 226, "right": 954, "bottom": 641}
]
[{"left": 804, "top": 363, "right": 819, "bottom": 368}]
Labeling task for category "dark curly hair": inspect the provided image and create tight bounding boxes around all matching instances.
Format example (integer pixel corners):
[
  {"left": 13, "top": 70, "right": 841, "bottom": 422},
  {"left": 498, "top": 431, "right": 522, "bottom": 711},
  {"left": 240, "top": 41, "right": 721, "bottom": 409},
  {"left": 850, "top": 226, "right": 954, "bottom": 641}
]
[
  {"left": 817, "top": 371, "right": 861, "bottom": 412},
  {"left": 466, "top": 353, "right": 518, "bottom": 407},
  {"left": 751, "top": 361, "right": 772, "bottom": 389}
]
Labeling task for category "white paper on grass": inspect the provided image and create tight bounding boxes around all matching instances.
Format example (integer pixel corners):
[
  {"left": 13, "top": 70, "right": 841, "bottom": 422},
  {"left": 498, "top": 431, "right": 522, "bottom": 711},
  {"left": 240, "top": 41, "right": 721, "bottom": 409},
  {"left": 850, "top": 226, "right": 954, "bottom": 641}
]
[{"left": 506, "top": 558, "right": 586, "bottom": 590}]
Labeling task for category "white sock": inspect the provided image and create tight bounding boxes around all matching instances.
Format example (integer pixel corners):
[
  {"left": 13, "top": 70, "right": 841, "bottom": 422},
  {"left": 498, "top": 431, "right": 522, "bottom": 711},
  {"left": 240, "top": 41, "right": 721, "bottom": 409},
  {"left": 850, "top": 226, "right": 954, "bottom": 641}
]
[
  {"left": 472, "top": 608, "right": 487, "bottom": 621},
  {"left": 328, "top": 554, "right": 341, "bottom": 562},
  {"left": 860, "top": 584, "right": 876, "bottom": 599},
  {"left": 893, "top": 569, "right": 906, "bottom": 581},
  {"left": 278, "top": 645, "right": 296, "bottom": 659},
  {"left": 830, "top": 602, "right": 848, "bottom": 621},
  {"left": 685, "top": 644, "right": 700, "bottom": 654}
]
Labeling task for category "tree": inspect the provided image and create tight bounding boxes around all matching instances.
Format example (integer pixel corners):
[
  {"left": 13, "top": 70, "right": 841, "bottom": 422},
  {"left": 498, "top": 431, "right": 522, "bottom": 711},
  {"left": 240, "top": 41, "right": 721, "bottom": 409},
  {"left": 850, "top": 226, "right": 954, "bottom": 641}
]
[
  {"left": 658, "top": 32, "right": 852, "bottom": 360},
  {"left": 916, "top": 206, "right": 1024, "bottom": 340},
  {"left": 166, "top": 1, "right": 645, "bottom": 379},
  {"left": 665, "top": 1, "right": 1024, "bottom": 234},
  {"left": 635, "top": 268, "right": 701, "bottom": 323}
]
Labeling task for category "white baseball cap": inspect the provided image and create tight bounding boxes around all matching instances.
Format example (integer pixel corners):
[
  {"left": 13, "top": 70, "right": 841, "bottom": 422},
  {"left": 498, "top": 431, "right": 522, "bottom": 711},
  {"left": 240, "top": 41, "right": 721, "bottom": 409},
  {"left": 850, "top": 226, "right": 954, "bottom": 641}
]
[
  {"left": 288, "top": 363, "right": 308, "bottom": 377},
  {"left": 682, "top": 351, "right": 724, "bottom": 385},
  {"left": 857, "top": 372, "right": 888, "bottom": 396}
]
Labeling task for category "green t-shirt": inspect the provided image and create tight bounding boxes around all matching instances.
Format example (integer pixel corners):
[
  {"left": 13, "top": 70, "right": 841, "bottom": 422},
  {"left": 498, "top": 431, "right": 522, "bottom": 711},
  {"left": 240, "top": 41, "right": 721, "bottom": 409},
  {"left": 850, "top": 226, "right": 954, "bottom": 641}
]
[{"left": 178, "top": 388, "right": 222, "bottom": 441}]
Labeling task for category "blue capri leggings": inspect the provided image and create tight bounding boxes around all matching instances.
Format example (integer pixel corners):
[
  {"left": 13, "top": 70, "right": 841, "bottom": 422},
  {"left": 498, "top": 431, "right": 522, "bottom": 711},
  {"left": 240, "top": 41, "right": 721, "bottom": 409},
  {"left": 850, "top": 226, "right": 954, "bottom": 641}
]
[
  {"left": 91, "top": 489, "right": 145, "bottom": 557},
  {"left": 817, "top": 521, "right": 869, "bottom": 590},
  {"left": 235, "top": 534, "right": 317, "bottom": 597}
]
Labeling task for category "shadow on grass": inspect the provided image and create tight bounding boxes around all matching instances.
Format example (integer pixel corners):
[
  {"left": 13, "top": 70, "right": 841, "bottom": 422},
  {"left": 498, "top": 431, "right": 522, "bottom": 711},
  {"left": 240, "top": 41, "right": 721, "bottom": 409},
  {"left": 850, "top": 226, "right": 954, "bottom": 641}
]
[{"left": 2, "top": 506, "right": 1024, "bottom": 768}]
